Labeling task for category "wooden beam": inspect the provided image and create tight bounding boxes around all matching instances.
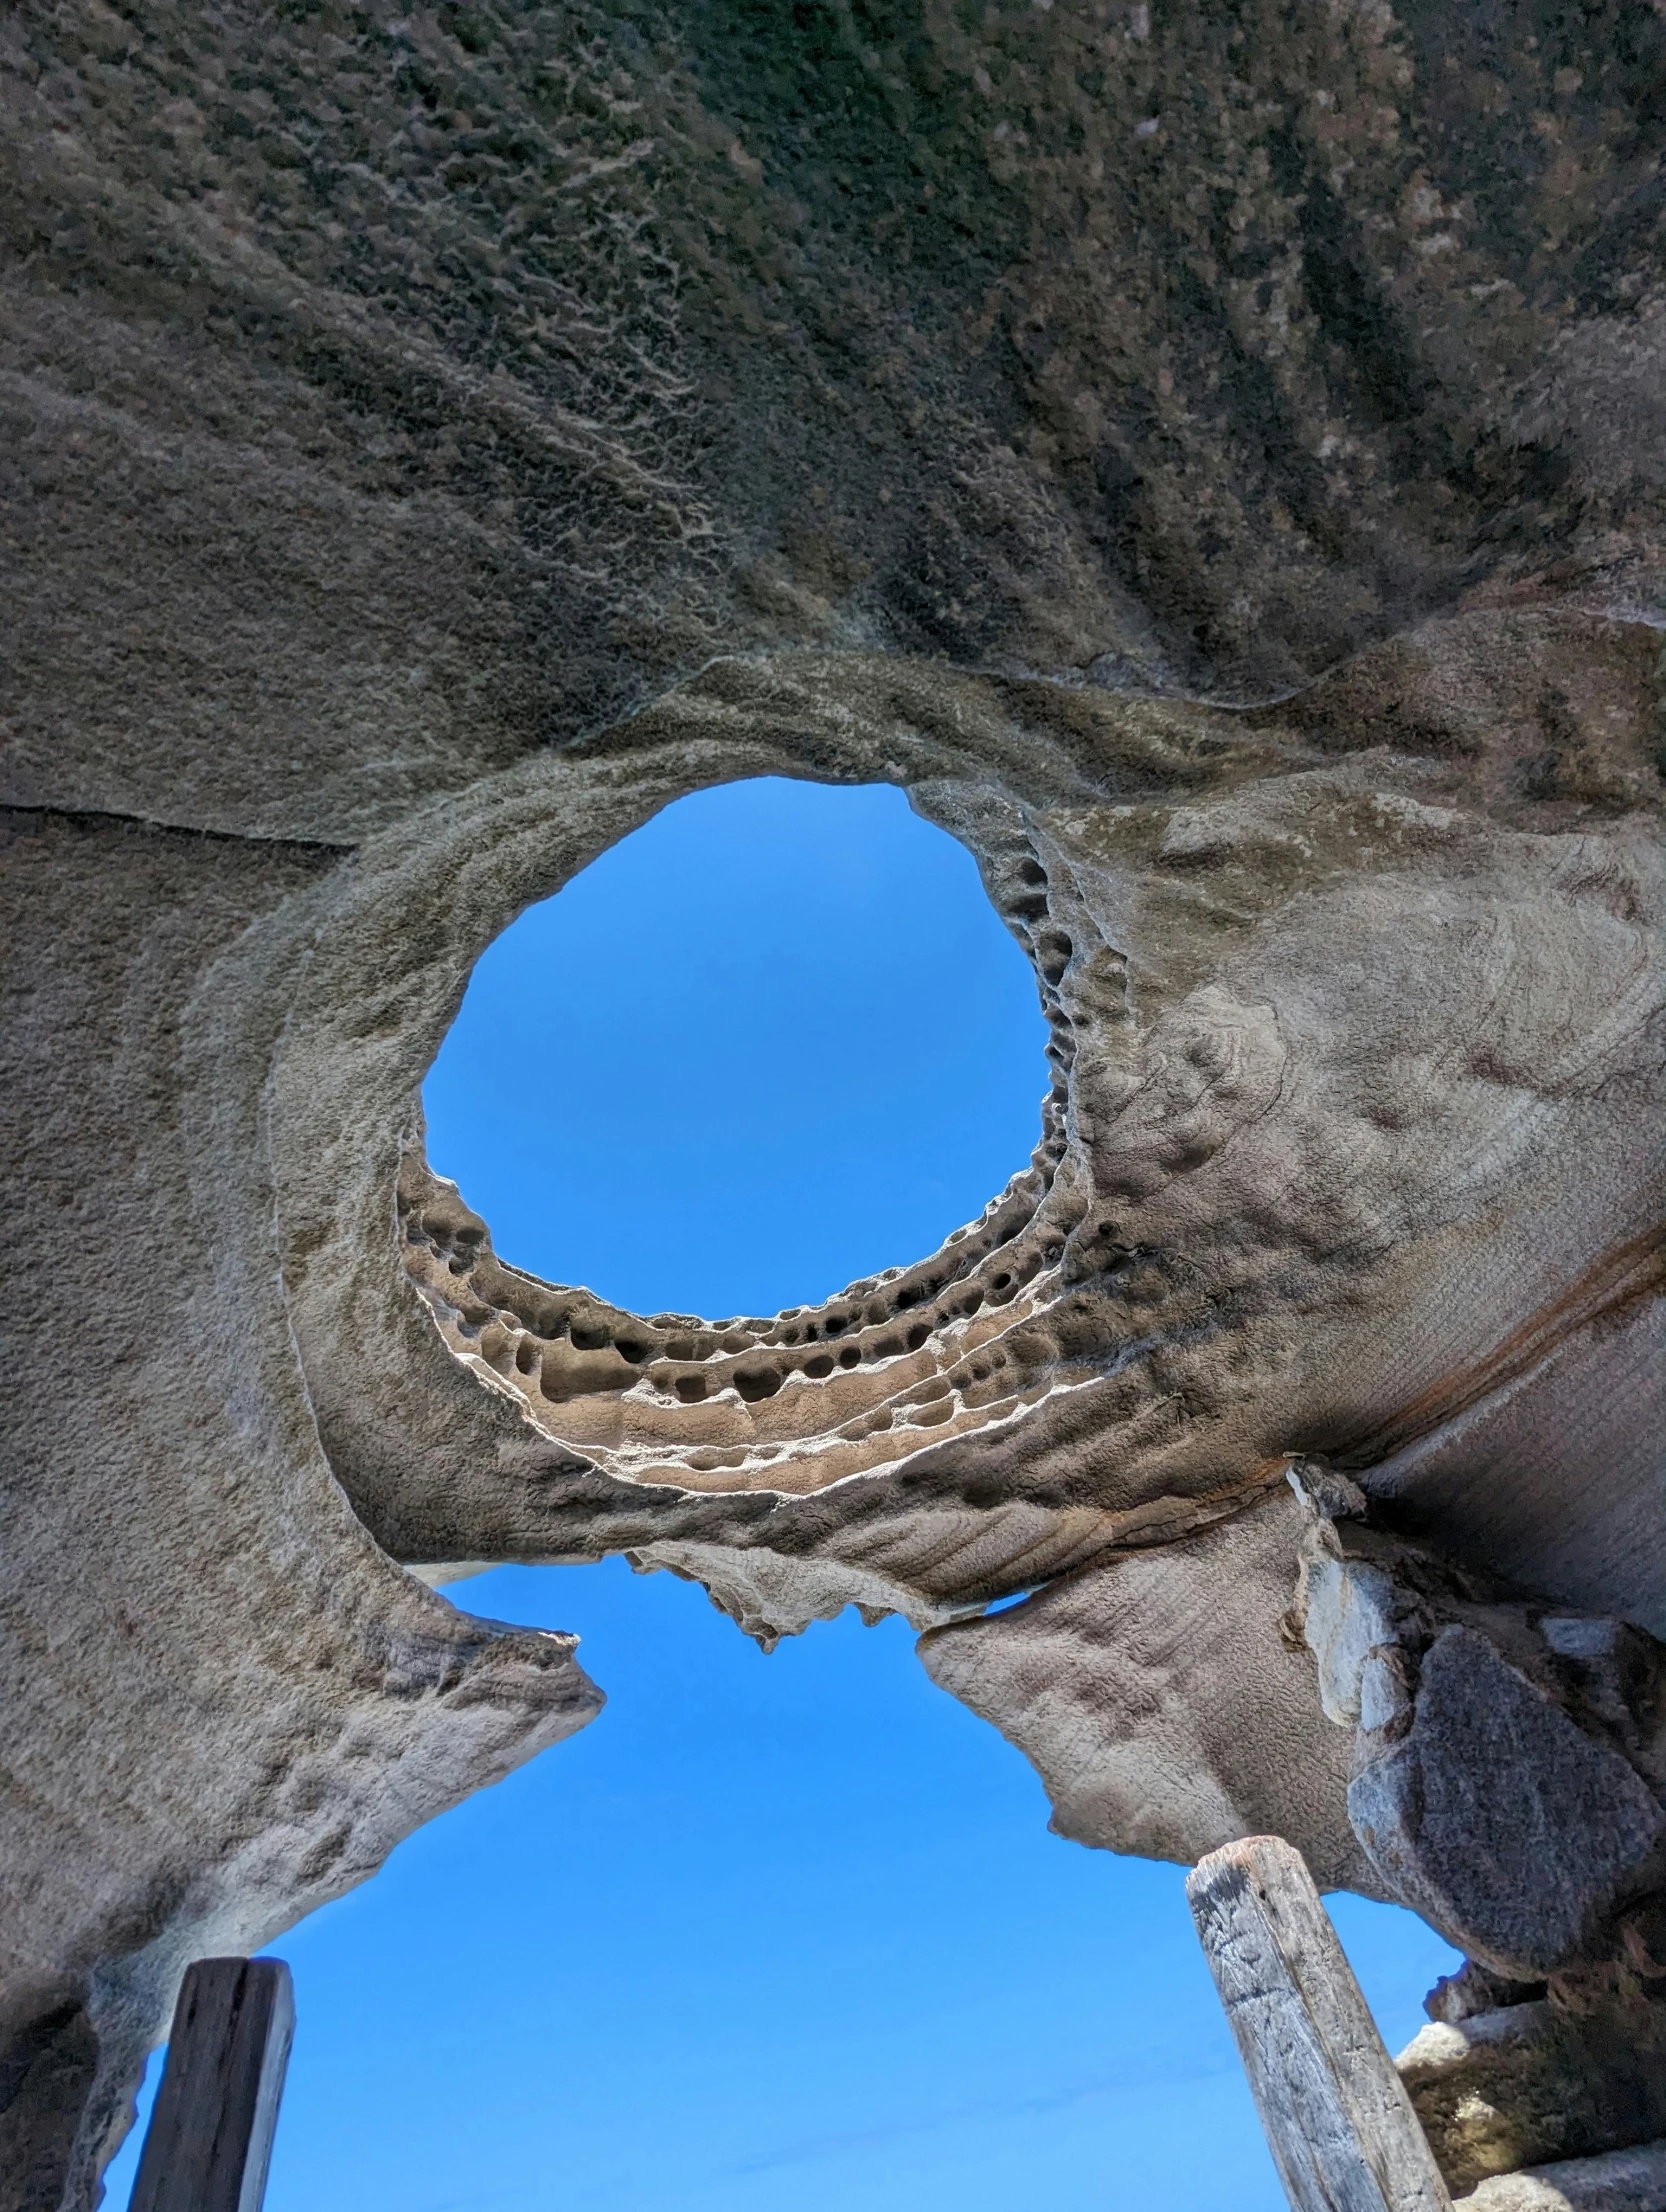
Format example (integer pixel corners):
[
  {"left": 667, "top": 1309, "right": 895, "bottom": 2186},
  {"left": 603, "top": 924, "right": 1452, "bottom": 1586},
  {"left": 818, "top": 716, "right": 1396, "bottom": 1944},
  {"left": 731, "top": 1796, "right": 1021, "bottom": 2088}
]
[
  {"left": 128, "top": 1958, "right": 294, "bottom": 2212},
  {"left": 1187, "top": 1835, "right": 1453, "bottom": 2212}
]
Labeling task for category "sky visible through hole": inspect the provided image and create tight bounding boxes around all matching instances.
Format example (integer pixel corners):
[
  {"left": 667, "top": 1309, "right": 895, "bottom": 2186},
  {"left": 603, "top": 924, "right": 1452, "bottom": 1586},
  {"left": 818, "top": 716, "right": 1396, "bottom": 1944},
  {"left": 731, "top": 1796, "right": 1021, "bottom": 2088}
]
[
  {"left": 421, "top": 776, "right": 1053, "bottom": 1318},
  {"left": 106, "top": 779, "right": 1459, "bottom": 2212}
]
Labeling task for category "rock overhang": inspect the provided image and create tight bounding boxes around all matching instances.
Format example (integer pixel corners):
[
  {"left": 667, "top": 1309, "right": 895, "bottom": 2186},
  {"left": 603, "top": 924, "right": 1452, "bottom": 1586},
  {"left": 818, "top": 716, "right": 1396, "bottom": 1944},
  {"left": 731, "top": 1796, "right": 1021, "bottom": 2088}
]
[{"left": 4, "top": 0, "right": 1665, "bottom": 2199}]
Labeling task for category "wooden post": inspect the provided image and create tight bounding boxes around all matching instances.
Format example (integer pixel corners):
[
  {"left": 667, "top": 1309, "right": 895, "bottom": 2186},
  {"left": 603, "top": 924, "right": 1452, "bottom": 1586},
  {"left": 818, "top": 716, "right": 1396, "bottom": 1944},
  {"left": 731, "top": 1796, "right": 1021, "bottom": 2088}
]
[
  {"left": 128, "top": 1958, "right": 294, "bottom": 2212},
  {"left": 1187, "top": 1836, "right": 1453, "bottom": 2212}
]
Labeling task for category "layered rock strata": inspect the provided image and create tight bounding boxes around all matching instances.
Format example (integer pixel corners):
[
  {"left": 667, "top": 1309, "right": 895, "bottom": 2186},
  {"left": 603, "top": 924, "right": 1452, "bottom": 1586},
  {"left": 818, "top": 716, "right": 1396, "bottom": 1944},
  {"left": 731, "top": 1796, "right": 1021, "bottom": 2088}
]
[{"left": 3, "top": 1, "right": 1664, "bottom": 2206}]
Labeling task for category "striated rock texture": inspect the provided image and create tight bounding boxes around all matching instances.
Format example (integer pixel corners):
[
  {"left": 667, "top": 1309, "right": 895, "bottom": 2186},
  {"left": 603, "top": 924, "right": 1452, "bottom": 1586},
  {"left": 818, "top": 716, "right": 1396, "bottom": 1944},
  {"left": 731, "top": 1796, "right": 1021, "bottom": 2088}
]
[{"left": 2, "top": 1, "right": 1663, "bottom": 2206}]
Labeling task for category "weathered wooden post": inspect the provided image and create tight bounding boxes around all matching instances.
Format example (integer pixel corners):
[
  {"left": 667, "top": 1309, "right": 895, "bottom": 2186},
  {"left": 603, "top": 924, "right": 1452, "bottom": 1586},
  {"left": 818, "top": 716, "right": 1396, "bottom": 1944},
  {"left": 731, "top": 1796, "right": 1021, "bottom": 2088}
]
[
  {"left": 1187, "top": 1836, "right": 1453, "bottom": 2212},
  {"left": 128, "top": 1957, "right": 294, "bottom": 2212}
]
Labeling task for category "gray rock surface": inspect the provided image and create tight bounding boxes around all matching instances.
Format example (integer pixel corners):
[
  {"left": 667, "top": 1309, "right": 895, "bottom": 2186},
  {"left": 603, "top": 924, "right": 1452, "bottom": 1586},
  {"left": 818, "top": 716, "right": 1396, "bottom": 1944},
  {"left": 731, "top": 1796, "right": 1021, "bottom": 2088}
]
[
  {"left": 1351, "top": 1628, "right": 1666, "bottom": 1977},
  {"left": 0, "top": 811, "right": 601, "bottom": 2206},
  {"left": 919, "top": 1491, "right": 1373, "bottom": 1885},
  {"left": 1454, "top": 2142, "right": 1666, "bottom": 2212},
  {"left": 3, "top": 1, "right": 1664, "bottom": 2206}
]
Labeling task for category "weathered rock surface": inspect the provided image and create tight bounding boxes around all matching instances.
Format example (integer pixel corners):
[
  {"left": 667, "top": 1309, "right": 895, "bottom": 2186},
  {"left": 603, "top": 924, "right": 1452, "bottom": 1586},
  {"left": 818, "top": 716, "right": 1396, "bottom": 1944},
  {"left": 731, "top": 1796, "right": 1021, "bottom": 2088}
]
[
  {"left": 1400, "top": 2001, "right": 1666, "bottom": 2194},
  {"left": 2, "top": 0, "right": 1664, "bottom": 2206},
  {"left": 1352, "top": 1627, "right": 1666, "bottom": 1978},
  {"left": 1454, "top": 2142, "right": 1666, "bottom": 2212},
  {"left": 1283, "top": 1496, "right": 1666, "bottom": 1977},
  {"left": 0, "top": 811, "right": 601, "bottom": 2205},
  {"left": 919, "top": 1491, "right": 1373, "bottom": 1885}
]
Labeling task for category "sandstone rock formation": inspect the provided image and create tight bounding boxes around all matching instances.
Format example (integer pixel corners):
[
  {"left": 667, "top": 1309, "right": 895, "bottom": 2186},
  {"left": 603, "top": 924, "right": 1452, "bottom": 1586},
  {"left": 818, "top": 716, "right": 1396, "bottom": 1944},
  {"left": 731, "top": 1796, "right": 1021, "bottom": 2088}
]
[{"left": 2, "top": 1, "right": 1663, "bottom": 2206}]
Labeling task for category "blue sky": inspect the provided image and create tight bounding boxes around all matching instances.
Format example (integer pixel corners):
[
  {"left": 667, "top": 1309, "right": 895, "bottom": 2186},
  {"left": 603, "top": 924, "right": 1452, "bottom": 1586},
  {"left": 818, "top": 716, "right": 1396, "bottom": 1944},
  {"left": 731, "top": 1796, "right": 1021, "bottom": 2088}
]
[
  {"left": 419, "top": 774, "right": 1053, "bottom": 1317},
  {"left": 106, "top": 779, "right": 1457, "bottom": 2211}
]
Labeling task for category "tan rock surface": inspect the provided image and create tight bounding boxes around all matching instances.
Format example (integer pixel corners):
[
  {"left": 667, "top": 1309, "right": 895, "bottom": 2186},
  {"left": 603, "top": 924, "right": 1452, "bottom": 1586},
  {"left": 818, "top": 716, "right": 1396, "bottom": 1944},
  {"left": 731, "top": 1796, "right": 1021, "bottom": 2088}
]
[{"left": 2, "top": 2, "right": 1663, "bottom": 2205}]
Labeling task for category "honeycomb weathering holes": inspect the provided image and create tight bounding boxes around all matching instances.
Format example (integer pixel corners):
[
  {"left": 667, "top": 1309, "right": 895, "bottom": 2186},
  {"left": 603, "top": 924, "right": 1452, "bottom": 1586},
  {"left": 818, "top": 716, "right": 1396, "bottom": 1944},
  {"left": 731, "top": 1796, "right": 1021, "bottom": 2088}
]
[{"left": 404, "top": 780, "right": 1101, "bottom": 1498}]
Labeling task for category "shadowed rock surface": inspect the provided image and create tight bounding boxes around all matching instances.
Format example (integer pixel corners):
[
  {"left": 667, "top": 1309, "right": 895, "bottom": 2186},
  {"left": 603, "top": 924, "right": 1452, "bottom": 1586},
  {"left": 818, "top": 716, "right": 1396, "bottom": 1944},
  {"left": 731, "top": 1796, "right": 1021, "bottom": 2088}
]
[{"left": 2, "top": 2, "right": 1663, "bottom": 2205}]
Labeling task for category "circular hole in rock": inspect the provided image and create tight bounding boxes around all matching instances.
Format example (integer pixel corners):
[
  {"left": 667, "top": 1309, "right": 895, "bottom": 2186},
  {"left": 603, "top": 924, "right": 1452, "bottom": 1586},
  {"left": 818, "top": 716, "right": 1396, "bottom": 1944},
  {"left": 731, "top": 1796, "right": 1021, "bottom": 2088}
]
[{"left": 424, "top": 778, "right": 1050, "bottom": 1320}]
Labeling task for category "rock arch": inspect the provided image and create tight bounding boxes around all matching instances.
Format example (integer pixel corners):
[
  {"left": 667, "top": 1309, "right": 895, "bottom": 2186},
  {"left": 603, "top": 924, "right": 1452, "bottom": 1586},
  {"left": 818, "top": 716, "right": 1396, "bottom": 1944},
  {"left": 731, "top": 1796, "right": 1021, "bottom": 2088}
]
[{"left": 3, "top": 2, "right": 1663, "bottom": 2202}]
